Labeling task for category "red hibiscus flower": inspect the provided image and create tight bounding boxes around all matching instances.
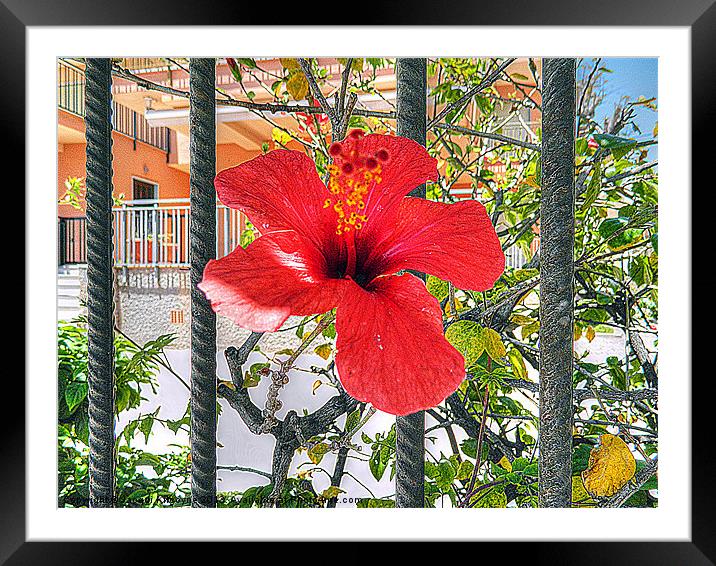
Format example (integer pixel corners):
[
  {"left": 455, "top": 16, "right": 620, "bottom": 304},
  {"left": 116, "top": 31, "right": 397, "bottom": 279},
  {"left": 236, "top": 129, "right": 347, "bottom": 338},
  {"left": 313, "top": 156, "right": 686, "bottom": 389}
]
[{"left": 199, "top": 130, "right": 505, "bottom": 415}]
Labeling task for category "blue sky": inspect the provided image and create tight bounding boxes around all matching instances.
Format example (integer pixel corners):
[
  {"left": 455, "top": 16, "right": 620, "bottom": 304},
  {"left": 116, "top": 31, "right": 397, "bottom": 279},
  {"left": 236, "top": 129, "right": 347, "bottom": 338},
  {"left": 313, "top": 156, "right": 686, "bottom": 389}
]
[{"left": 586, "top": 57, "right": 658, "bottom": 149}]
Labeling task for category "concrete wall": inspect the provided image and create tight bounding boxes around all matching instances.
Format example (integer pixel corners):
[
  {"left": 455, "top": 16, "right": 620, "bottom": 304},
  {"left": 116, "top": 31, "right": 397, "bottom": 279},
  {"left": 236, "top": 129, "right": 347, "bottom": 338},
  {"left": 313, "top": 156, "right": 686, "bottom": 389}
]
[{"left": 112, "top": 267, "right": 303, "bottom": 352}]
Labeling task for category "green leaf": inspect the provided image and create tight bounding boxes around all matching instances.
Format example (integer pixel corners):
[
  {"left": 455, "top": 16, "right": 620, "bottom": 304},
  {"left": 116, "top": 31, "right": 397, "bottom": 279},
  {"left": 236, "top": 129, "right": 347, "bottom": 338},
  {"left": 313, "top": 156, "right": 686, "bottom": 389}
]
[
  {"left": 636, "top": 460, "right": 658, "bottom": 491},
  {"left": 236, "top": 58, "right": 257, "bottom": 69},
  {"left": 582, "top": 159, "right": 602, "bottom": 209},
  {"left": 369, "top": 446, "right": 391, "bottom": 481},
  {"left": 572, "top": 444, "right": 593, "bottom": 474},
  {"left": 471, "top": 486, "right": 507, "bottom": 508},
  {"left": 321, "top": 323, "right": 337, "bottom": 339},
  {"left": 593, "top": 133, "right": 637, "bottom": 160},
  {"left": 445, "top": 321, "right": 484, "bottom": 367},
  {"left": 243, "top": 362, "right": 269, "bottom": 388},
  {"left": 427, "top": 275, "right": 449, "bottom": 301},
  {"left": 345, "top": 408, "right": 361, "bottom": 434},
  {"left": 65, "top": 381, "right": 88, "bottom": 413},
  {"left": 139, "top": 415, "right": 155, "bottom": 443}
]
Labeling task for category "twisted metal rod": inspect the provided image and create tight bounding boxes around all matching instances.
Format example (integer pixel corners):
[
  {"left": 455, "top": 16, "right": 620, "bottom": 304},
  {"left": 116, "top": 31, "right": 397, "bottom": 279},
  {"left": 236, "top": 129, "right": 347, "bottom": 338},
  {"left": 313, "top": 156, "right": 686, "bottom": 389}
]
[
  {"left": 189, "top": 58, "right": 218, "bottom": 508},
  {"left": 538, "top": 58, "right": 577, "bottom": 508},
  {"left": 85, "top": 58, "right": 115, "bottom": 508},
  {"left": 395, "top": 58, "right": 427, "bottom": 508}
]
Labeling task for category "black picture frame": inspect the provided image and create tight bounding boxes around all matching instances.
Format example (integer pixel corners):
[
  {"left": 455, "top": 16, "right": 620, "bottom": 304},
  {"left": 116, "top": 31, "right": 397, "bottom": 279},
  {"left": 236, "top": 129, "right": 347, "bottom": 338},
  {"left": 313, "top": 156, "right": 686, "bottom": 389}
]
[{"left": 9, "top": 0, "right": 710, "bottom": 562}]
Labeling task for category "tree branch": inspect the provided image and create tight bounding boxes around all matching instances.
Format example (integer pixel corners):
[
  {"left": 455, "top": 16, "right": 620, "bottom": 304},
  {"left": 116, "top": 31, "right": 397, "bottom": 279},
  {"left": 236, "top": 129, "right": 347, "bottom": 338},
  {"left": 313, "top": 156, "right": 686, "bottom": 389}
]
[{"left": 599, "top": 457, "right": 658, "bottom": 508}]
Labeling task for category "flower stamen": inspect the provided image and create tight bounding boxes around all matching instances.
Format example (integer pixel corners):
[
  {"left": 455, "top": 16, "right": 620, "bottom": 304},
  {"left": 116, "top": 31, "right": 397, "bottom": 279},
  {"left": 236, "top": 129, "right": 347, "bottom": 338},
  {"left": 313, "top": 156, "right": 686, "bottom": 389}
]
[{"left": 326, "top": 130, "right": 389, "bottom": 236}]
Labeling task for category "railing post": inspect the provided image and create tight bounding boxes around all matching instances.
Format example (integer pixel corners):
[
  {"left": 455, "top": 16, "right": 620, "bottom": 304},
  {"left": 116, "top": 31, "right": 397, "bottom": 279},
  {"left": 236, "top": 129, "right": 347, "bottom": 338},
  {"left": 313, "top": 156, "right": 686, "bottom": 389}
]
[
  {"left": 189, "top": 58, "right": 217, "bottom": 508},
  {"left": 395, "top": 57, "right": 427, "bottom": 508},
  {"left": 85, "top": 58, "right": 115, "bottom": 508},
  {"left": 538, "top": 58, "right": 576, "bottom": 508},
  {"left": 58, "top": 218, "right": 66, "bottom": 266}
]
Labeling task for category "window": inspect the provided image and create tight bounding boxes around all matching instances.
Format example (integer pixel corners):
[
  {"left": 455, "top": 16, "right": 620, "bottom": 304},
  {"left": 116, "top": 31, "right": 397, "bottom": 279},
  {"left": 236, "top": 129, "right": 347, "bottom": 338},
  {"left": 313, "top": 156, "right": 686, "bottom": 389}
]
[
  {"left": 132, "top": 178, "right": 157, "bottom": 202},
  {"left": 131, "top": 178, "right": 158, "bottom": 236}
]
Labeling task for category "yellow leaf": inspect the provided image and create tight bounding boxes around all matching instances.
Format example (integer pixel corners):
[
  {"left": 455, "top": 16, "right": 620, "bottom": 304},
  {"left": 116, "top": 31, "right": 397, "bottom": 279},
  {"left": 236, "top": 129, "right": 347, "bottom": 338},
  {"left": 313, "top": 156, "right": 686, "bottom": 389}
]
[
  {"left": 312, "top": 379, "right": 323, "bottom": 395},
  {"left": 321, "top": 486, "right": 344, "bottom": 499},
  {"left": 314, "top": 344, "right": 333, "bottom": 360},
  {"left": 524, "top": 175, "right": 540, "bottom": 188},
  {"left": 308, "top": 442, "right": 331, "bottom": 465},
  {"left": 482, "top": 327, "right": 506, "bottom": 359},
  {"left": 508, "top": 348, "right": 529, "bottom": 381},
  {"left": 280, "top": 58, "right": 301, "bottom": 70},
  {"left": 574, "top": 325, "right": 582, "bottom": 341},
  {"left": 337, "top": 58, "right": 365, "bottom": 71},
  {"left": 445, "top": 297, "right": 463, "bottom": 316},
  {"left": 582, "top": 434, "right": 637, "bottom": 497},
  {"left": 271, "top": 127, "right": 293, "bottom": 146},
  {"left": 510, "top": 314, "right": 534, "bottom": 326},
  {"left": 521, "top": 320, "right": 540, "bottom": 340},
  {"left": 286, "top": 71, "right": 309, "bottom": 100},
  {"left": 498, "top": 456, "right": 512, "bottom": 472},
  {"left": 586, "top": 326, "right": 596, "bottom": 342},
  {"left": 217, "top": 380, "right": 236, "bottom": 391}
]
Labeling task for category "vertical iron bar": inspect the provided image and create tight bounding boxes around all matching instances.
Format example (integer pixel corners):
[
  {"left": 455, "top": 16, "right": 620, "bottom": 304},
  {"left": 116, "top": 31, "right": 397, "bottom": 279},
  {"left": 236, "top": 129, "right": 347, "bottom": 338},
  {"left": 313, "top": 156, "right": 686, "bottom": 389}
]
[
  {"left": 538, "top": 58, "right": 576, "bottom": 508},
  {"left": 189, "top": 58, "right": 217, "bottom": 508},
  {"left": 395, "top": 57, "right": 427, "bottom": 508},
  {"left": 85, "top": 58, "right": 115, "bottom": 508}
]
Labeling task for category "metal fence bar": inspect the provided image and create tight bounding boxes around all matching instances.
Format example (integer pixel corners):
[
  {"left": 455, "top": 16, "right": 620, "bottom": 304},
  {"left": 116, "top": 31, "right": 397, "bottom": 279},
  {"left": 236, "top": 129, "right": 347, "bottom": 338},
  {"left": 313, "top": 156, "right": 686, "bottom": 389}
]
[
  {"left": 189, "top": 58, "right": 217, "bottom": 508},
  {"left": 538, "top": 58, "right": 576, "bottom": 508},
  {"left": 394, "top": 57, "right": 427, "bottom": 508},
  {"left": 85, "top": 58, "right": 115, "bottom": 508}
]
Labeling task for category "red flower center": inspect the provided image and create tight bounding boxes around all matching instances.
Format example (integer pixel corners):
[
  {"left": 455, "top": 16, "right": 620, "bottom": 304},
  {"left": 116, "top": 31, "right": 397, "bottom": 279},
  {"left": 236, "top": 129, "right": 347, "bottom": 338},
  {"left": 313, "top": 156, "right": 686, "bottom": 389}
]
[{"left": 323, "top": 130, "right": 392, "bottom": 285}]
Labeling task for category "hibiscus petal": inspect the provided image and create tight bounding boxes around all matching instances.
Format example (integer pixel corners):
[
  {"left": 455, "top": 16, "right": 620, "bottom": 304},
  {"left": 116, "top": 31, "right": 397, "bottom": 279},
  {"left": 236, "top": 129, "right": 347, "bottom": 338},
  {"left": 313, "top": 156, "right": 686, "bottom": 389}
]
[
  {"left": 215, "top": 149, "right": 338, "bottom": 252},
  {"left": 363, "top": 198, "right": 505, "bottom": 292},
  {"left": 358, "top": 134, "right": 439, "bottom": 218},
  {"left": 335, "top": 273, "right": 465, "bottom": 416},
  {"left": 198, "top": 232, "right": 346, "bottom": 332}
]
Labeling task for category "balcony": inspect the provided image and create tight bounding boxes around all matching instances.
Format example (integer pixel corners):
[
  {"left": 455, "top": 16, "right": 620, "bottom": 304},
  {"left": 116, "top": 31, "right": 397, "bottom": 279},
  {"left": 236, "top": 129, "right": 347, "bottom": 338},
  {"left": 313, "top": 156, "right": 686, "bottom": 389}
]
[
  {"left": 57, "top": 60, "right": 171, "bottom": 153},
  {"left": 58, "top": 199, "right": 248, "bottom": 268}
]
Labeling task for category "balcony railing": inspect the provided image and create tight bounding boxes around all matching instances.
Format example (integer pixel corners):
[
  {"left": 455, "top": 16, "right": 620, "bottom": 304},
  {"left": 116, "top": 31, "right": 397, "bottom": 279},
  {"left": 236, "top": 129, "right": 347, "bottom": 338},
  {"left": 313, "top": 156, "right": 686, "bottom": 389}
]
[
  {"left": 58, "top": 199, "right": 247, "bottom": 268},
  {"left": 61, "top": 198, "right": 539, "bottom": 270},
  {"left": 57, "top": 60, "right": 171, "bottom": 153}
]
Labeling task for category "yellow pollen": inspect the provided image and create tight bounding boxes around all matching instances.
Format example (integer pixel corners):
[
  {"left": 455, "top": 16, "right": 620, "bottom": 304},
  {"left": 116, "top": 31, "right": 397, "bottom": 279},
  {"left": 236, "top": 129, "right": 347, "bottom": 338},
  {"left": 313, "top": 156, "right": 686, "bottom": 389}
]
[{"left": 323, "top": 155, "right": 382, "bottom": 236}]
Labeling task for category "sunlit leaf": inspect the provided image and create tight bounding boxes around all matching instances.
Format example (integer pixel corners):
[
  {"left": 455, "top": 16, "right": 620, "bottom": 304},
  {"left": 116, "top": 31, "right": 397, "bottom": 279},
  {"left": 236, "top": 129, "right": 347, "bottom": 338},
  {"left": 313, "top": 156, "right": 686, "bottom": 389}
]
[
  {"left": 582, "top": 434, "right": 636, "bottom": 497},
  {"left": 286, "top": 72, "right": 309, "bottom": 101}
]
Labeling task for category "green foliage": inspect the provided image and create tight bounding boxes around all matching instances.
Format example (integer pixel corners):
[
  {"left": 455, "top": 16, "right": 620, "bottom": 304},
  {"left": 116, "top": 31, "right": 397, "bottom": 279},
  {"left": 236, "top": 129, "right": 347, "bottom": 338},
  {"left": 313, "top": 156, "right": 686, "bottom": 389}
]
[{"left": 58, "top": 318, "right": 191, "bottom": 507}]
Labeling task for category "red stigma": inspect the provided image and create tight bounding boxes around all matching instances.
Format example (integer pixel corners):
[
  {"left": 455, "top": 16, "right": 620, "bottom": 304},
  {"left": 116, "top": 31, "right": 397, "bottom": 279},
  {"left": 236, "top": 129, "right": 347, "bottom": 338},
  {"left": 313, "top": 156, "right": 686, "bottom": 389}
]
[
  {"left": 341, "top": 162, "right": 355, "bottom": 175},
  {"left": 366, "top": 157, "right": 378, "bottom": 170},
  {"left": 329, "top": 142, "right": 343, "bottom": 156},
  {"left": 348, "top": 129, "right": 365, "bottom": 140},
  {"left": 375, "top": 149, "right": 389, "bottom": 162}
]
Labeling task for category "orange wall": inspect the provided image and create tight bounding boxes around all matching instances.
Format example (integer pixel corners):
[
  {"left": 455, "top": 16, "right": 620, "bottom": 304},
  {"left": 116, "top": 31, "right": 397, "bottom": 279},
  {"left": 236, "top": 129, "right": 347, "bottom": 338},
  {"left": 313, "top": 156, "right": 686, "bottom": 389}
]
[
  {"left": 58, "top": 109, "right": 191, "bottom": 217},
  {"left": 57, "top": 110, "right": 275, "bottom": 217}
]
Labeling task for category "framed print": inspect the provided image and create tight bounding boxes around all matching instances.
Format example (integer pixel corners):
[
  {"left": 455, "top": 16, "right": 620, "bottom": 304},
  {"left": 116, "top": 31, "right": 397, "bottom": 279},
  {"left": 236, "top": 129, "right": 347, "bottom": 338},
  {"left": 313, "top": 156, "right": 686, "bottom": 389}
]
[{"left": 9, "top": 0, "right": 712, "bottom": 562}]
